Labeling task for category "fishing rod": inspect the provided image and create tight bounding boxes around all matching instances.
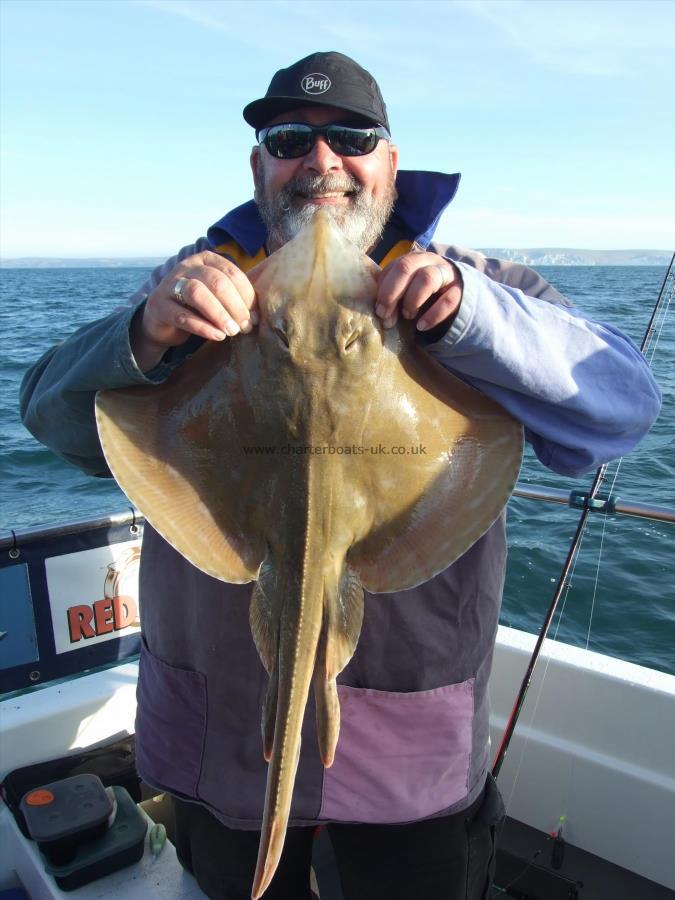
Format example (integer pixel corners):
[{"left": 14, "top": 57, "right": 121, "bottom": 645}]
[{"left": 492, "top": 250, "right": 675, "bottom": 779}]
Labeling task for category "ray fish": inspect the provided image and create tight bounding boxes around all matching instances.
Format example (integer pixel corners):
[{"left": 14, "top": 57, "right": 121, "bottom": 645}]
[{"left": 95, "top": 210, "right": 523, "bottom": 898}]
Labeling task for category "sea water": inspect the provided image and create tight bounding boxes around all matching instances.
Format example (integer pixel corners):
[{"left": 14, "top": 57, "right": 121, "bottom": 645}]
[{"left": 1, "top": 265, "right": 673, "bottom": 675}]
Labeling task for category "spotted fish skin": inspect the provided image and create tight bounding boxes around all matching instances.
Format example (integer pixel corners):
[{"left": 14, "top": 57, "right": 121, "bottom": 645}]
[{"left": 95, "top": 210, "right": 523, "bottom": 898}]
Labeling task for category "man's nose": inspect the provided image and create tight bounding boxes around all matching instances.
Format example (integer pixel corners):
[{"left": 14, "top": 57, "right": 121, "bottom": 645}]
[{"left": 302, "top": 135, "right": 343, "bottom": 175}]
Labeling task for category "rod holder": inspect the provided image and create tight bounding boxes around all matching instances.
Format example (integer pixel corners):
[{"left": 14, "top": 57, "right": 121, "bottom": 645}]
[{"left": 568, "top": 490, "right": 617, "bottom": 515}]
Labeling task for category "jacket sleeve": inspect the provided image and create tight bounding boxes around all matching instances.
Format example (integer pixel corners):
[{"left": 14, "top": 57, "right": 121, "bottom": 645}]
[
  {"left": 19, "top": 241, "right": 209, "bottom": 477},
  {"left": 423, "top": 250, "right": 662, "bottom": 477}
]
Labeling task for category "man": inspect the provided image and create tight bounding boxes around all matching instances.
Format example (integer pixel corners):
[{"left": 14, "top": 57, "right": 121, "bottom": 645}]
[{"left": 21, "top": 52, "right": 660, "bottom": 900}]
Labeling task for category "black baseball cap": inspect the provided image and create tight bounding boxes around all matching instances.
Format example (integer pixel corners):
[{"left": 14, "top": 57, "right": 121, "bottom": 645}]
[{"left": 243, "top": 51, "right": 390, "bottom": 132}]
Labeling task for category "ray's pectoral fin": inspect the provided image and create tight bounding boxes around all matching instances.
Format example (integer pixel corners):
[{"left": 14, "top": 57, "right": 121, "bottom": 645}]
[
  {"left": 348, "top": 355, "right": 524, "bottom": 593},
  {"left": 313, "top": 565, "right": 364, "bottom": 768},
  {"left": 95, "top": 342, "right": 265, "bottom": 583}
]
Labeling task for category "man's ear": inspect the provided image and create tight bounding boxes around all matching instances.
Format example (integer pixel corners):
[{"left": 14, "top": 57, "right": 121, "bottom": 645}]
[
  {"left": 389, "top": 143, "right": 399, "bottom": 178},
  {"left": 250, "top": 146, "right": 261, "bottom": 183}
]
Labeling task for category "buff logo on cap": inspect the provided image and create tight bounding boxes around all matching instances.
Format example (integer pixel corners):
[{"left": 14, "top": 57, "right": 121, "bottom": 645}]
[{"left": 301, "top": 73, "right": 331, "bottom": 95}]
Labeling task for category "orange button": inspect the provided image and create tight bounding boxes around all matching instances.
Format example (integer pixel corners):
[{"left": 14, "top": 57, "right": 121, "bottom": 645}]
[{"left": 25, "top": 789, "right": 55, "bottom": 806}]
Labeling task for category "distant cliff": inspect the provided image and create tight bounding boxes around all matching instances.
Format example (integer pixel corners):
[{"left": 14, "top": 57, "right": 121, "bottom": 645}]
[{"left": 478, "top": 249, "right": 671, "bottom": 266}]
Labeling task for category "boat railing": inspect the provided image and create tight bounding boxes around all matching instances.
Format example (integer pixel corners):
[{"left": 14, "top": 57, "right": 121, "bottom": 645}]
[
  {"left": 0, "top": 509, "right": 143, "bottom": 552},
  {"left": 512, "top": 484, "right": 675, "bottom": 523}
]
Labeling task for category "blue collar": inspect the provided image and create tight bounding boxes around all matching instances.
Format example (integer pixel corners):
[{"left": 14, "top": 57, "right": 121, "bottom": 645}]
[{"left": 206, "top": 169, "right": 461, "bottom": 258}]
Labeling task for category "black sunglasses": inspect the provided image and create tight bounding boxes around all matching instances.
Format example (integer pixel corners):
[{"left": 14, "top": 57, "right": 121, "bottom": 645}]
[{"left": 257, "top": 122, "right": 391, "bottom": 160}]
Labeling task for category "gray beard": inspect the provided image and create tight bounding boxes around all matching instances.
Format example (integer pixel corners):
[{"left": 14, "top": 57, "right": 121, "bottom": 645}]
[{"left": 254, "top": 170, "right": 397, "bottom": 253}]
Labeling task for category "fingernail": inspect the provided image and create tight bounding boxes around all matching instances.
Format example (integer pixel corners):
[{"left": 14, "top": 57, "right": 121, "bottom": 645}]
[
  {"left": 417, "top": 319, "right": 430, "bottom": 331},
  {"left": 213, "top": 330, "right": 226, "bottom": 341},
  {"left": 250, "top": 310, "right": 260, "bottom": 325},
  {"left": 402, "top": 309, "right": 413, "bottom": 319},
  {"left": 240, "top": 319, "right": 252, "bottom": 333},
  {"left": 383, "top": 316, "right": 396, "bottom": 329},
  {"left": 225, "top": 320, "right": 240, "bottom": 336},
  {"left": 376, "top": 304, "right": 386, "bottom": 318}
]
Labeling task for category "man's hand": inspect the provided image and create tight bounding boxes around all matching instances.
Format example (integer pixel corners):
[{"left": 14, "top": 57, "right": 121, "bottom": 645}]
[
  {"left": 375, "top": 251, "right": 463, "bottom": 332},
  {"left": 131, "top": 252, "right": 257, "bottom": 372}
]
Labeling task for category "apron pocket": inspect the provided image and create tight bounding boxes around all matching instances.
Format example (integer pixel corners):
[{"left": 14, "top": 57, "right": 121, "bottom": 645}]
[
  {"left": 135, "top": 639, "right": 207, "bottom": 798},
  {"left": 320, "top": 679, "right": 474, "bottom": 823}
]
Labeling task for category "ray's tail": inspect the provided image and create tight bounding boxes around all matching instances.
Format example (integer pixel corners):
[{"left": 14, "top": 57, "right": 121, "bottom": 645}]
[
  {"left": 250, "top": 573, "right": 323, "bottom": 899},
  {"left": 250, "top": 558, "right": 365, "bottom": 899}
]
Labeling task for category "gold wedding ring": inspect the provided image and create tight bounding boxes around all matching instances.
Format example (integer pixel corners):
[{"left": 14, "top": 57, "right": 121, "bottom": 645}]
[{"left": 173, "top": 276, "right": 190, "bottom": 305}]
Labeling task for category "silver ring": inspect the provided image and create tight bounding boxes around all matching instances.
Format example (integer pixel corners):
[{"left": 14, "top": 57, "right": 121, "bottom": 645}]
[
  {"left": 433, "top": 264, "right": 451, "bottom": 290},
  {"left": 173, "top": 276, "right": 190, "bottom": 305}
]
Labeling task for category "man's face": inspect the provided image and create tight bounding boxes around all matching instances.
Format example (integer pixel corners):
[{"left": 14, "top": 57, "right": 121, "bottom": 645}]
[{"left": 251, "top": 105, "right": 399, "bottom": 253}]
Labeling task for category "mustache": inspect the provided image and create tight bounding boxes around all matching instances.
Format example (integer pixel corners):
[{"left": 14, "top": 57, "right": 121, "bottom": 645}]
[{"left": 278, "top": 173, "right": 363, "bottom": 210}]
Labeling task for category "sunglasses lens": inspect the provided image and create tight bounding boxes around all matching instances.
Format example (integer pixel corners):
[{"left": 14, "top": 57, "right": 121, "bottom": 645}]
[
  {"left": 328, "top": 127, "right": 378, "bottom": 156},
  {"left": 261, "top": 124, "right": 383, "bottom": 159},
  {"left": 264, "top": 125, "right": 314, "bottom": 159}
]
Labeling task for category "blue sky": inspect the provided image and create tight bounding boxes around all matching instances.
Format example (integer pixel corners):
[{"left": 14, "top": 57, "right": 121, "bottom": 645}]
[{"left": 1, "top": 0, "right": 673, "bottom": 257}]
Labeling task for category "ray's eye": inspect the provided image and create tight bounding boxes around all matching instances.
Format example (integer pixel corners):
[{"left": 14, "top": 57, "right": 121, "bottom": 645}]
[
  {"left": 341, "top": 316, "right": 360, "bottom": 353},
  {"left": 272, "top": 326, "right": 290, "bottom": 349},
  {"left": 344, "top": 332, "right": 360, "bottom": 352}
]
